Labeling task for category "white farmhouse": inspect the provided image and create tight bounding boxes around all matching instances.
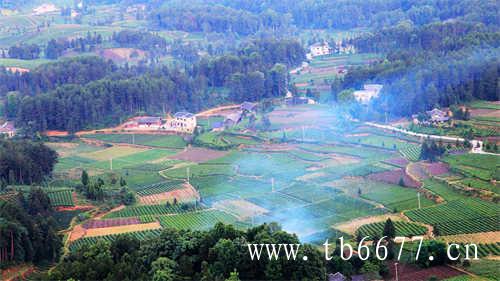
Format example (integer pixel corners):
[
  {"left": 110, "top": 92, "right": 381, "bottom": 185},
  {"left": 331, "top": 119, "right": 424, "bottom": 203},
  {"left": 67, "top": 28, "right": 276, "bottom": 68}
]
[
  {"left": 309, "top": 42, "right": 331, "bottom": 57},
  {"left": 353, "top": 84, "right": 383, "bottom": 105},
  {"left": 166, "top": 112, "right": 197, "bottom": 133}
]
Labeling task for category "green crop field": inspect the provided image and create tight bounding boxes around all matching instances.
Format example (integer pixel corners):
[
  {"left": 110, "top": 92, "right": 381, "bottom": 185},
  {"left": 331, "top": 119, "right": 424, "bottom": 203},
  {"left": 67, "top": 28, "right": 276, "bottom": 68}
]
[
  {"left": 157, "top": 210, "right": 237, "bottom": 230},
  {"left": 361, "top": 182, "right": 435, "bottom": 211},
  {"left": 69, "top": 229, "right": 162, "bottom": 252},
  {"left": 405, "top": 198, "right": 500, "bottom": 235},
  {"left": 399, "top": 145, "right": 422, "bottom": 161},
  {"left": 103, "top": 203, "right": 200, "bottom": 219},
  {"left": 47, "top": 189, "right": 74, "bottom": 207},
  {"left": 357, "top": 221, "right": 427, "bottom": 238},
  {"left": 444, "top": 154, "right": 499, "bottom": 181},
  {"left": 458, "top": 178, "right": 499, "bottom": 194},
  {"left": 89, "top": 148, "right": 176, "bottom": 170},
  {"left": 466, "top": 259, "right": 500, "bottom": 280},
  {"left": 135, "top": 180, "right": 185, "bottom": 196},
  {"left": 422, "top": 179, "right": 469, "bottom": 201},
  {"left": 84, "top": 134, "right": 187, "bottom": 149}
]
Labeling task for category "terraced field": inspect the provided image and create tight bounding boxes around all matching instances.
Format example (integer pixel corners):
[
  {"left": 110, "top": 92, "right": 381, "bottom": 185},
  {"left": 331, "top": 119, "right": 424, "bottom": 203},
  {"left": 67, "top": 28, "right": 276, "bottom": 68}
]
[
  {"left": 357, "top": 221, "right": 427, "bottom": 238},
  {"left": 103, "top": 203, "right": 200, "bottom": 219},
  {"left": 69, "top": 229, "right": 162, "bottom": 252},
  {"left": 84, "top": 134, "right": 186, "bottom": 149},
  {"left": 47, "top": 189, "right": 74, "bottom": 207},
  {"left": 399, "top": 145, "right": 422, "bottom": 161},
  {"left": 422, "top": 179, "right": 468, "bottom": 201},
  {"left": 135, "top": 180, "right": 185, "bottom": 196},
  {"left": 157, "top": 210, "right": 238, "bottom": 230},
  {"left": 361, "top": 182, "right": 434, "bottom": 211},
  {"left": 405, "top": 199, "right": 500, "bottom": 235}
]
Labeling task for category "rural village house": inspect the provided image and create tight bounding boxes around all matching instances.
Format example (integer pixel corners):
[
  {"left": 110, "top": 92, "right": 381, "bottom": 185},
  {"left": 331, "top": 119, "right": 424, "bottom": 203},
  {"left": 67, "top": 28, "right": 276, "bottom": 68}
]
[
  {"left": 353, "top": 84, "right": 383, "bottom": 105},
  {"left": 308, "top": 41, "right": 331, "bottom": 58},
  {"left": 0, "top": 121, "right": 16, "bottom": 138}
]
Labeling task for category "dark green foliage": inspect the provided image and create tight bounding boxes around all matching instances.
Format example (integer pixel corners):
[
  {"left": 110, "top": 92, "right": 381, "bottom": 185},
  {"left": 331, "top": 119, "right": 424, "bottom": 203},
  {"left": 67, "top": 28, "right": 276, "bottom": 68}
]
[
  {"left": 382, "top": 218, "right": 396, "bottom": 239},
  {"left": 0, "top": 140, "right": 57, "bottom": 185},
  {"left": 420, "top": 140, "right": 445, "bottom": 162},
  {"left": 51, "top": 223, "right": 326, "bottom": 280},
  {"left": 8, "top": 44, "right": 40, "bottom": 60},
  {"left": 0, "top": 189, "right": 61, "bottom": 267}
]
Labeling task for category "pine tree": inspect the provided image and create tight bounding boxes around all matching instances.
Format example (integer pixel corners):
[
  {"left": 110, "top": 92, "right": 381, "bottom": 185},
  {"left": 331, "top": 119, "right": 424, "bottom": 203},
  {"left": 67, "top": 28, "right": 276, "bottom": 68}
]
[
  {"left": 383, "top": 218, "right": 396, "bottom": 239},
  {"left": 81, "top": 170, "right": 89, "bottom": 186}
]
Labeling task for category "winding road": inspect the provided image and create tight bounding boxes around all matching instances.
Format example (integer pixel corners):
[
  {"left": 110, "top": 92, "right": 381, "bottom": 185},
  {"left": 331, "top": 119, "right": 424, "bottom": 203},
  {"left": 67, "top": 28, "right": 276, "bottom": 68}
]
[{"left": 365, "top": 122, "right": 499, "bottom": 155}]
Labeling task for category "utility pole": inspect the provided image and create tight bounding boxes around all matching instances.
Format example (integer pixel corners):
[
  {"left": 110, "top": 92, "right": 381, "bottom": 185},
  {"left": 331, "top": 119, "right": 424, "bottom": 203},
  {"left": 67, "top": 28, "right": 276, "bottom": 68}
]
[
  {"left": 418, "top": 193, "right": 421, "bottom": 209},
  {"left": 395, "top": 263, "right": 399, "bottom": 281}
]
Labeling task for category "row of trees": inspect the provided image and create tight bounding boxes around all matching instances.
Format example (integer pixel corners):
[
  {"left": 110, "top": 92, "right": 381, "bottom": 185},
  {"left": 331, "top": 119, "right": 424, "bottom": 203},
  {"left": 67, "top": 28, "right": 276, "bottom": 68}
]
[{"left": 49, "top": 221, "right": 460, "bottom": 280}]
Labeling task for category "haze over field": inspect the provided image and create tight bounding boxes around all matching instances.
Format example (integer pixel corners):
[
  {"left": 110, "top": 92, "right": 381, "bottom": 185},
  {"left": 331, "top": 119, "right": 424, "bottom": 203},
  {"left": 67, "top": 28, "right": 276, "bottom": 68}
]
[{"left": 0, "top": 0, "right": 498, "bottom": 280}]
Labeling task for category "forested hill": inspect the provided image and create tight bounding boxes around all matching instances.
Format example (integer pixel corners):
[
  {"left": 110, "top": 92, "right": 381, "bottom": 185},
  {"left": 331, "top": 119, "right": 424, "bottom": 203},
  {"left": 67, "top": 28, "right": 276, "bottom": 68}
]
[
  {"left": 2, "top": 39, "right": 304, "bottom": 133},
  {"left": 338, "top": 15, "right": 499, "bottom": 118},
  {"left": 147, "top": 0, "right": 498, "bottom": 32}
]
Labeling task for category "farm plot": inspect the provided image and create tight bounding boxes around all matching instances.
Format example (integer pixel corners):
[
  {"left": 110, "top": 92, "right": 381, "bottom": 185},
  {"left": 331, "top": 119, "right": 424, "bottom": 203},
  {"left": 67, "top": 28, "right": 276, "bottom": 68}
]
[
  {"left": 422, "top": 179, "right": 468, "bottom": 201},
  {"left": 367, "top": 168, "right": 422, "bottom": 188},
  {"left": 383, "top": 157, "right": 409, "bottom": 168},
  {"left": 90, "top": 149, "right": 176, "bottom": 170},
  {"left": 357, "top": 221, "right": 427, "bottom": 238},
  {"left": 169, "top": 147, "right": 228, "bottom": 163},
  {"left": 47, "top": 189, "right": 74, "bottom": 207},
  {"left": 444, "top": 154, "right": 498, "bottom": 181},
  {"left": 361, "top": 181, "right": 434, "bottom": 211},
  {"left": 84, "top": 134, "right": 187, "bottom": 149},
  {"left": 135, "top": 180, "right": 185, "bottom": 196},
  {"left": 80, "top": 146, "right": 147, "bottom": 161},
  {"left": 405, "top": 198, "right": 500, "bottom": 235},
  {"left": 84, "top": 222, "right": 161, "bottom": 238},
  {"left": 69, "top": 229, "right": 162, "bottom": 252},
  {"left": 399, "top": 145, "right": 422, "bottom": 162},
  {"left": 344, "top": 134, "right": 416, "bottom": 151},
  {"left": 83, "top": 218, "right": 141, "bottom": 229},
  {"left": 139, "top": 183, "right": 199, "bottom": 205},
  {"left": 213, "top": 199, "right": 268, "bottom": 219},
  {"left": 458, "top": 178, "right": 499, "bottom": 194},
  {"left": 157, "top": 210, "right": 238, "bottom": 230},
  {"left": 103, "top": 203, "right": 200, "bottom": 219}
]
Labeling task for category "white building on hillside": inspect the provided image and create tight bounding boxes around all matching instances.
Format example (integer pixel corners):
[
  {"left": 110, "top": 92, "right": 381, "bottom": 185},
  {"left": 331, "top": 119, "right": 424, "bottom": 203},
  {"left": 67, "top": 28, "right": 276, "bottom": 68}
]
[
  {"left": 166, "top": 112, "right": 197, "bottom": 133},
  {"left": 309, "top": 42, "right": 331, "bottom": 57},
  {"left": 353, "top": 84, "right": 383, "bottom": 105}
]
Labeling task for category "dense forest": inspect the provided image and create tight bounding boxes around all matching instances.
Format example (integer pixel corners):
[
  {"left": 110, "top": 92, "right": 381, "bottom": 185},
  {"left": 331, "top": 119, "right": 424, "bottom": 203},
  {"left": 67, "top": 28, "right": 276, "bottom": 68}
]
[
  {"left": 338, "top": 17, "right": 499, "bottom": 117},
  {"left": 1, "top": 39, "right": 303, "bottom": 132},
  {"left": 0, "top": 140, "right": 57, "bottom": 185},
  {"left": 0, "top": 187, "right": 61, "bottom": 267}
]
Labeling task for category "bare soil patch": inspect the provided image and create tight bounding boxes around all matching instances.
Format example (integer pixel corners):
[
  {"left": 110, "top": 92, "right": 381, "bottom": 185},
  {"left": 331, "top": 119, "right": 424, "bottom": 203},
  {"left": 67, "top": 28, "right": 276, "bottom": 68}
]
[
  {"left": 139, "top": 183, "right": 200, "bottom": 205},
  {"left": 387, "top": 262, "right": 463, "bottom": 281},
  {"left": 333, "top": 214, "right": 404, "bottom": 235},
  {"left": 84, "top": 221, "right": 161, "bottom": 237},
  {"left": 98, "top": 48, "right": 146, "bottom": 63},
  {"left": 440, "top": 231, "right": 500, "bottom": 244},
  {"left": 470, "top": 108, "right": 500, "bottom": 118},
  {"left": 169, "top": 147, "right": 228, "bottom": 163}
]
